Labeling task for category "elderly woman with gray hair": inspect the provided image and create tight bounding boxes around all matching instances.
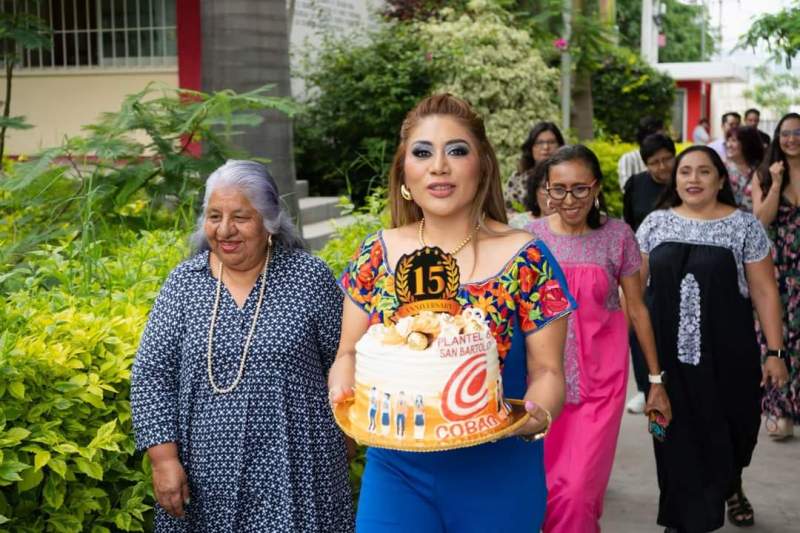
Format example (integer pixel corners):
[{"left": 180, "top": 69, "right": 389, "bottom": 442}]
[{"left": 131, "top": 160, "right": 354, "bottom": 531}]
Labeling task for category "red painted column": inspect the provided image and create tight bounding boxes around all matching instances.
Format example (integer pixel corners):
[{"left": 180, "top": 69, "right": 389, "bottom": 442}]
[
  {"left": 176, "top": 0, "right": 201, "bottom": 91},
  {"left": 176, "top": 0, "right": 202, "bottom": 155}
]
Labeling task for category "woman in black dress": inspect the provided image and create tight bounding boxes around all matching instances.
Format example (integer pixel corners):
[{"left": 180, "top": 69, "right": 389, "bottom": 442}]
[{"left": 636, "top": 146, "right": 788, "bottom": 532}]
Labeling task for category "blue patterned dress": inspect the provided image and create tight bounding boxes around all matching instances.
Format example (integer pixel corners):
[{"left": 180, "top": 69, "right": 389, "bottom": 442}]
[{"left": 131, "top": 246, "right": 355, "bottom": 532}]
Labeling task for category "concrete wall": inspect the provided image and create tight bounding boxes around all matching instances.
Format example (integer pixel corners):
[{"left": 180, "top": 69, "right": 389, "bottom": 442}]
[{"left": 1, "top": 69, "right": 178, "bottom": 156}]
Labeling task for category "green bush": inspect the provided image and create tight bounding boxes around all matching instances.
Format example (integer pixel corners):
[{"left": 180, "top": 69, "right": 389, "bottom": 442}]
[
  {"left": 420, "top": 1, "right": 560, "bottom": 178},
  {"left": 0, "top": 230, "right": 186, "bottom": 532},
  {"left": 591, "top": 48, "right": 675, "bottom": 142},
  {"left": 294, "top": 23, "right": 436, "bottom": 201},
  {"left": 585, "top": 138, "right": 634, "bottom": 218}
]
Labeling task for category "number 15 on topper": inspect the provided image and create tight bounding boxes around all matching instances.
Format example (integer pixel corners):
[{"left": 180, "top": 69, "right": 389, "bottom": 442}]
[{"left": 394, "top": 247, "right": 461, "bottom": 319}]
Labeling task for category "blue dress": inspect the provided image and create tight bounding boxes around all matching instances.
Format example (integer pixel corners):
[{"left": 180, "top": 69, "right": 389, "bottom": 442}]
[
  {"left": 340, "top": 233, "right": 576, "bottom": 532},
  {"left": 131, "top": 246, "right": 355, "bottom": 532}
]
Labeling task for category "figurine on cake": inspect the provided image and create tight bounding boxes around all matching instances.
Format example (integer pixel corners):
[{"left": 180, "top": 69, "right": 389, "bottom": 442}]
[{"left": 329, "top": 94, "right": 577, "bottom": 532}]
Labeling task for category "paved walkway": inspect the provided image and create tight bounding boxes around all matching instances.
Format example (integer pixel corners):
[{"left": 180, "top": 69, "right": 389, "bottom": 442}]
[{"left": 601, "top": 375, "right": 800, "bottom": 532}]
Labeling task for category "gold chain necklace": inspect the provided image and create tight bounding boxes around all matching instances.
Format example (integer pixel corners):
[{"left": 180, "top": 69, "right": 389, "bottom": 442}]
[
  {"left": 417, "top": 217, "right": 481, "bottom": 256},
  {"left": 207, "top": 246, "right": 271, "bottom": 394}
]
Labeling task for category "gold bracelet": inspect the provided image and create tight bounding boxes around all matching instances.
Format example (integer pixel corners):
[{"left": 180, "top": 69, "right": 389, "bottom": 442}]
[{"left": 520, "top": 406, "right": 552, "bottom": 442}]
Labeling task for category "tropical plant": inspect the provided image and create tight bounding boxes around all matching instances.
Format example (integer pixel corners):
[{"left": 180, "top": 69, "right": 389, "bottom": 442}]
[
  {"left": 0, "top": 83, "right": 296, "bottom": 285},
  {"left": 738, "top": 1, "right": 800, "bottom": 68},
  {"left": 743, "top": 65, "right": 800, "bottom": 118},
  {"left": 0, "top": 8, "right": 51, "bottom": 159},
  {"left": 591, "top": 48, "right": 675, "bottom": 142}
]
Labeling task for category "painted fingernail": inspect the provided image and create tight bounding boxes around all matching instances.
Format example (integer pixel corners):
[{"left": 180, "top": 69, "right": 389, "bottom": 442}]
[{"left": 525, "top": 400, "right": 536, "bottom": 411}]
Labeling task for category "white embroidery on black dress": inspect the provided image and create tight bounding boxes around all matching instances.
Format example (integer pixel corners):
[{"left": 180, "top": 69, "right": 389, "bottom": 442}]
[
  {"left": 636, "top": 209, "right": 771, "bottom": 298},
  {"left": 677, "top": 274, "right": 702, "bottom": 366}
]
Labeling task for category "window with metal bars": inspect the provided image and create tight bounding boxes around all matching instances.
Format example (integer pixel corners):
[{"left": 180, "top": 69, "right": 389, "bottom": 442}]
[{"left": 2, "top": 0, "right": 177, "bottom": 69}]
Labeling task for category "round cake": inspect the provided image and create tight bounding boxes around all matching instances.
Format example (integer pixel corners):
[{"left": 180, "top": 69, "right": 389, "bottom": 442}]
[{"left": 340, "top": 308, "right": 523, "bottom": 450}]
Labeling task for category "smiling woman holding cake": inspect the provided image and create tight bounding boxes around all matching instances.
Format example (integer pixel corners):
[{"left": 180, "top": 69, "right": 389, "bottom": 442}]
[{"left": 328, "top": 94, "right": 576, "bottom": 532}]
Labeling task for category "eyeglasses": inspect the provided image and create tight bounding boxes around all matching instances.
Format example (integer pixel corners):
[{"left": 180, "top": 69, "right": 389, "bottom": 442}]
[
  {"left": 646, "top": 155, "right": 675, "bottom": 169},
  {"left": 779, "top": 129, "right": 800, "bottom": 139},
  {"left": 546, "top": 180, "right": 597, "bottom": 200},
  {"left": 533, "top": 140, "right": 560, "bottom": 147}
]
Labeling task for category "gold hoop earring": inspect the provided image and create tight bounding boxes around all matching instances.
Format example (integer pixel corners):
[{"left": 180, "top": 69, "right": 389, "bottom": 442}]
[
  {"left": 268, "top": 234, "right": 273, "bottom": 247},
  {"left": 594, "top": 196, "right": 600, "bottom": 210},
  {"left": 400, "top": 184, "right": 413, "bottom": 201}
]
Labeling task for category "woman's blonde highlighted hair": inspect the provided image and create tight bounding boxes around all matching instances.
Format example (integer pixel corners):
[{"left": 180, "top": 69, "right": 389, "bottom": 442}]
[{"left": 388, "top": 94, "right": 507, "bottom": 228}]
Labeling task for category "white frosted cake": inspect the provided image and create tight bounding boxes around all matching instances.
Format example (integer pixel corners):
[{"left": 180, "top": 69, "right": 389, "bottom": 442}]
[{"left": 346, "top": 309, "right": 516, "bottom": 448}]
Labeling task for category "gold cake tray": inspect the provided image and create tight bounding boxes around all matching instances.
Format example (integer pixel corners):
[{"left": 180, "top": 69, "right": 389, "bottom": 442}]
[{"left": 332, "top": 398, "right": 531, "bottom": 453}]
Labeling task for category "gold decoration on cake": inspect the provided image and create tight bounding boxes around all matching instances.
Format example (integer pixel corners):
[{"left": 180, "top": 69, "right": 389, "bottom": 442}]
[
  {"left": 406, "top": 331, "right": 429, "bottom": 351},
  {"left": 394, "top": 247, "right": 462, "bottom": 318},
  {"left": 394, "top": 254, "right": 414, "bottom": 304}
]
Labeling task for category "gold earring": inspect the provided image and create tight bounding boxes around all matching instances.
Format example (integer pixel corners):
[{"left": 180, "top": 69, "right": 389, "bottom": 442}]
[
  {"left": 594, "top": 196, "right": 600, "bottom": 210},
  {"left": 268, "top": 234, "right": 273, "bottom": 247},
  {"left": 546, "top": 198, "right": 553, "bottom": 209},
  {"left": 400, "top": 184, "right": 413, "bottom": 201}
]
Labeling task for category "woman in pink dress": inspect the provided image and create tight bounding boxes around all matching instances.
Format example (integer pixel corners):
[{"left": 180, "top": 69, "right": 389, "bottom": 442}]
[{"left": 526, "top": 145, "right": 672, "bottom": 532}]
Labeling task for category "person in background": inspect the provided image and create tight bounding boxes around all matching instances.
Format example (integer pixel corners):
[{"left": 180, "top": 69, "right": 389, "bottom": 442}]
[
  {"left": 708, "top": 111, "right": 741, "bottom": 160},
  {"left": 692, "top": 117, "right": 711, "bottom": 145},
  {"left": 504, "top": 122, "right": 565, "bottom": 213},
  {"left": 752, "top": 112, "right": 800, "bottom": 440},
  {"left": 637, "top": 146, "right": 787, "bottom": 531},
  {"left": 724, "top": 126, "right": 765, "bottom": 211},
  {"left": 527, "top": 145, "right": 671, "bottom": 533},
  {"left": 744, "top": 108, "right": 771, "bottom": 148},
  {"left": 622, "top": 133, "right": 676, "bottom": 414},
  {"left": 618, "top": 117, "right": 664, "bottom": 190},
  {"left": 509, "top": 160, "right": 556, "bottom": 229}
]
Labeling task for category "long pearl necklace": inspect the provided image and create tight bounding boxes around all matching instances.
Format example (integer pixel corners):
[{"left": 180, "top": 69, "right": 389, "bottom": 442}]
[
  {"left": 418, "top": 217, "right": 480, "bottom": 256},
  {"left": 207, "top": 246, "right": 271, "bottom": 394}
]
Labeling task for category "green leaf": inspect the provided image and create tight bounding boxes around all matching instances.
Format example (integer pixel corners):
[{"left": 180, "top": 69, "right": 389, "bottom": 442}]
[
  {"left": 8, "top": 382, "right": 25, "bottom": 400},
  {"left": 34, "top": 451, "right": 50, "bottom": 471},
  {"left": 0, "top": 427, "right": 29, "bottom": 446},
  {"left": 17, "top": 467, "right": 43, "bottom": 492},
  {"left": 42, "top": 474, "right": 65, "bottom": 509},
  {"left": 0, "top": 460, "right": 28, "bottom": 482},
  {"left": 73, "top": 457, "right": 103, "bottom": 480},
  {"left": 48, "top": 457, "right": 67, "bottom": 478},
  {"left": 91, "top": 526, "right": 112, "bottom": 533},
  {"left": 113, "top": 511, "right": 132, "bottom": 531}
]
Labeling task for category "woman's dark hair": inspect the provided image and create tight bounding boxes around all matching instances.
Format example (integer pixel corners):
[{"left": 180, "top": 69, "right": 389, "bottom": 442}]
[
  {"left": 636, "top": 116, "right": 664, "bottom": 145},
  {"left": 757, "top": 112, "right": 800, "bottom": 197},
  {"left": 523, "top": 163, "right": 547, "bottom": 216},
  {"left": 517, "top": 122, "right": 565, "bottom": 173},
  {"left": 539, "top": 144, "right": 608, "bottom": 229},
  {"left": 657, "top": 145, "right": 737, "bottom": 209},
  {"left": 639, "top": 133, "right": 676, "bottom": 163},
  {"left": 725, "top": 126, "right": 765, "bottom": 171}
]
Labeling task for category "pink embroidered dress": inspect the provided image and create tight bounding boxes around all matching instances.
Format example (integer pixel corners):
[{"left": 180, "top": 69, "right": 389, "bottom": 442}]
[{"left": 526, "top": 216, "right": 642, "bottom": 533}]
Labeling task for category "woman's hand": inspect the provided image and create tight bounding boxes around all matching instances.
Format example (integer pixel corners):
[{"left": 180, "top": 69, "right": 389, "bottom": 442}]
[
  {"left": 762, "top": 357, "right": 789, "bottom": 388},
  {"left": 151, "top": 456, "right": 190, "bottom": 518},
  {"left": 513, "top": 400, "right": 551, "bottom": 439},
  {"left": 644, "top": 384, "right": 672, "bottom": 425},
  {"left": 769, "top": 161, "right": 785, "bottom": 191},
  {"left": 327, "top": 354, "right": 355, "bottom": 405}
]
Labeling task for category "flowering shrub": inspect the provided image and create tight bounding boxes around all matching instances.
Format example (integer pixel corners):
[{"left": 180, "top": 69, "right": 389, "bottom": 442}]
[{"left": 419, "top": 1, "right": 560, "bottom": 178}]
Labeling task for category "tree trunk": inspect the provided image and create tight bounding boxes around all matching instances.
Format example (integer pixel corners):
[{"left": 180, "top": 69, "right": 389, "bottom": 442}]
[
  {"left": 0, "top": 59, "right": 14, "bottom": 161},
  {"left": 571, "top": 67, "right": 594, "bottom": 141},
  {"left": 200, "top": 0, "right": 299, "bottom": 221}
]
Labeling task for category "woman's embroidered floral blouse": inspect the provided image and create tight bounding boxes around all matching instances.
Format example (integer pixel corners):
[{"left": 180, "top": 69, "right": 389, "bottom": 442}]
[{"left": 339, "top": 231, "right": 576, "bottom": 362}]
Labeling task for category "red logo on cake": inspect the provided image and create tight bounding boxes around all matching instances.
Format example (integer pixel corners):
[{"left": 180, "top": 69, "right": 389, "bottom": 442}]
[{"left": 441, "top": 354, "right": 488, "bottom": 421}]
